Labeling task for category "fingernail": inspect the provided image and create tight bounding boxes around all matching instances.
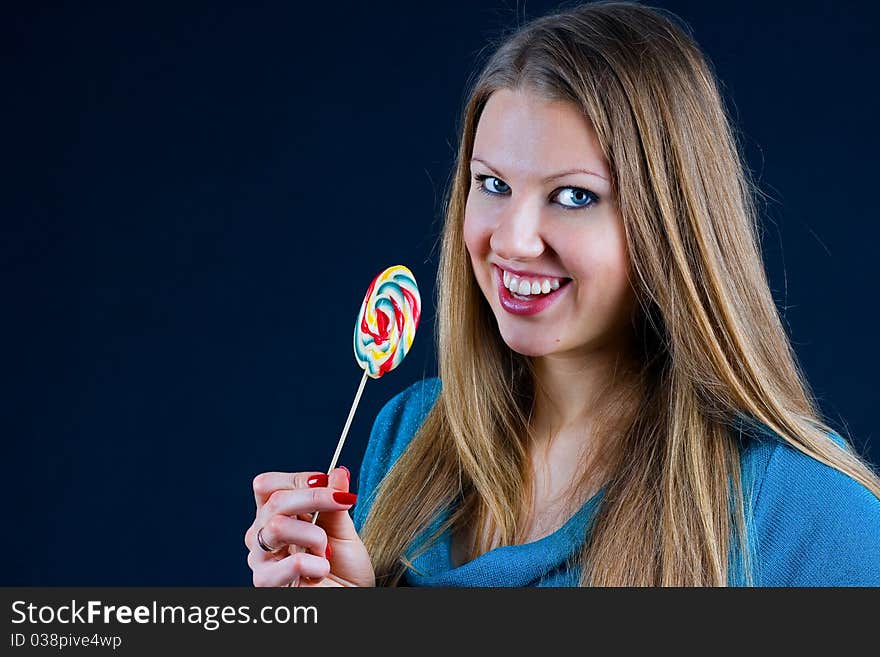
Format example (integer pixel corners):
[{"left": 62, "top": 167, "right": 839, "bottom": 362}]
[
  {"left": 325, "top": 543, "right": 332, "bottom": 560},
  {"left": 307, "top": 474, "right": 328, "bottom": 488},
  {"left": 339, "top": 465, "right": 351, "bottom": 482},
  {"left": 332, "top": 491, "right": 357, "bottom": 505}
]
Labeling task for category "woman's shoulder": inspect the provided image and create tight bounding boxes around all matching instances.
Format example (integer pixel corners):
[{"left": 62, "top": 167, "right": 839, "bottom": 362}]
[
  {"left": 362, "top": 375, "right": 442, "bottom": 468},
  {"left": 352, "top": 376, "right": 442, "bottom": 532},
  {"left": 736, "top": 422, "right": 880, "bottom": 586}
]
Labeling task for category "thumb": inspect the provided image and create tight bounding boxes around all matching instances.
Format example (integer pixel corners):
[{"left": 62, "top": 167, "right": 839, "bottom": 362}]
[{"left": 316, "top": 466, "right": 359, "bottom": 541}]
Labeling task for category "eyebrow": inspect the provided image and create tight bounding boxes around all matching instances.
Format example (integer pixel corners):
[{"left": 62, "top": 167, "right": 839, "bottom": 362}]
[{"left": 470, "top": 157, "right": 609, "bottom": 183}]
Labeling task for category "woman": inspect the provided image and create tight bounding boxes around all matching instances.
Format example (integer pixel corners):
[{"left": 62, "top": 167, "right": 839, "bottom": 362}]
[{"left": 244, "top": 0, "right": 880, "bottom": 586}]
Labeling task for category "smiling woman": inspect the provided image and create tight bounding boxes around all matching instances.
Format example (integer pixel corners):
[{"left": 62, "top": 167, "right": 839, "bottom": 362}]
[{"left": 246, "top": 0, "right": 880, "bottom": 587}]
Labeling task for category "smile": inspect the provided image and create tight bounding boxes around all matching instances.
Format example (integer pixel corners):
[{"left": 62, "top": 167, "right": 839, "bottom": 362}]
[{"left": 494, "top": 265, "right": 572, "bottom": 316}]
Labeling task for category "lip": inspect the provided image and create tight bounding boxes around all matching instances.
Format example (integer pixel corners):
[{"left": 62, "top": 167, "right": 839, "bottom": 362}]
[
  {"left": 495, "top": 264, "right": 570, "bottom": 280},
  {"left": 495, "top": 265, "right": 572, "bottom": 316}
]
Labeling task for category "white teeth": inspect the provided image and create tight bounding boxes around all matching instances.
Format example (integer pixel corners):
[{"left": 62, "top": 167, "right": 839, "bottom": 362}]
[{"left": 503, "top": 271, "right": 564, "bottom": 296}]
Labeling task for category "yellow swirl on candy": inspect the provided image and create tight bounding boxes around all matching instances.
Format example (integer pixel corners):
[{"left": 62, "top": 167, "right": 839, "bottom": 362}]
[{"left": 353, "top": 265, "right": 421, "bottom": 379}]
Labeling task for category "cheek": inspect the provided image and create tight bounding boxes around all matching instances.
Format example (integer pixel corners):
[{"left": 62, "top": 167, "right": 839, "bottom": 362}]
[
  {"left": 559, "top": 224, "right": 629, "bottom": 288},
  {"left": 588, "top": 231, "right": 634, "bottom": 311},
  {"left": 462, "top": 205, "right": 488, "bottom": 256}
]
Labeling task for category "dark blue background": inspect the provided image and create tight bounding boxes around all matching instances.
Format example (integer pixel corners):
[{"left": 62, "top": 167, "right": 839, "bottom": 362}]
[{"left": 2, "top": 1, "right": 877, "bottom": 585}]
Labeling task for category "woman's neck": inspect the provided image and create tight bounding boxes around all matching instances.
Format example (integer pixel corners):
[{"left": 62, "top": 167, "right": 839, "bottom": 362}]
[{"left": 529, "top": 344, "right": 639, "bottom": 442}]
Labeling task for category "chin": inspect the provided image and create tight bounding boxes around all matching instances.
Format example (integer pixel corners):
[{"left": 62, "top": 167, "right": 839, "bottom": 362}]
[{"left": 498, "top": 332, "right": 557, "bottom": 358}]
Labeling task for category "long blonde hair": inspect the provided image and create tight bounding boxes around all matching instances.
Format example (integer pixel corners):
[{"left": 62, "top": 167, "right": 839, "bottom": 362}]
[{"left": 359, "top": 0, "right": 880, "bottom": 586}]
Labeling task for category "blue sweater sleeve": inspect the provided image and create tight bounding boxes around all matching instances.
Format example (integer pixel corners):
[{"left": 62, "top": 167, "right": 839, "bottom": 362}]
[{"left": 753, "top": 437, "right": 880, "bottom": 586}]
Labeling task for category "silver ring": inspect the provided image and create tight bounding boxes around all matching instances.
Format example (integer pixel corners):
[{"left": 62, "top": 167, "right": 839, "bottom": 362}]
[{"left": 257, "top": 526, "right": 277, "bottom": 553}]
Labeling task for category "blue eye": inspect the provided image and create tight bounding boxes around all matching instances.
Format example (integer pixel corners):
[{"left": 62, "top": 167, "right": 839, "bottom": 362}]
[
  {"left": 556, "top": 188, "right": 596, "bottom": 209},
  {"left": 474, "top": 175, "right": 510, "bottom": 195},
  {"left": 472, "top": 174, "right": 598, "bottom": 211}
]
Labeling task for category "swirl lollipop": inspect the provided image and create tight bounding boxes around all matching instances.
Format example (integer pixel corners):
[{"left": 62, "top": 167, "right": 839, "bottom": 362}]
[
  {"left": 290, "top": 265, "right": 420, "bottom": 587},
  {"left": 354, "top": 265, "right": 421, "bottom": 378}
]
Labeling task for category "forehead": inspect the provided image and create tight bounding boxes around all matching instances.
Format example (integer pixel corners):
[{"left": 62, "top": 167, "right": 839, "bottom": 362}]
[{"left": 473, "top": 88, "right": 609, "bottom": 179}]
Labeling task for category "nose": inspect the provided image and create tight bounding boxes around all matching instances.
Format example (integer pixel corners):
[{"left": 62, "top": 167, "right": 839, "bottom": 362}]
[{"left": 488, "top": 197, "right": 545, "bottom": 261}]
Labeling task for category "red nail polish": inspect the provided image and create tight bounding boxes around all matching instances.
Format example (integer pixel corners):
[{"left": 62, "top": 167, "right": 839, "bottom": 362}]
[
  {"left": 325, "top": 543, "right": 332, "bottom": 560},
  {"left": 332, "top": 491, "right": 357, "bottom": 505},
  {"left": 307, "top": 474, "right": 328, "bottom": 488}
]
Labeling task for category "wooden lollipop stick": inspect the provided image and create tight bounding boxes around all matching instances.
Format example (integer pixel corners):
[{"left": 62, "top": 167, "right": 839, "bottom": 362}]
[
  {"left": 312, "top": 368, "right": 369, "bottom": 524},
  {"left": 289, "top": 369, "right": 370, "bottom": 587}
]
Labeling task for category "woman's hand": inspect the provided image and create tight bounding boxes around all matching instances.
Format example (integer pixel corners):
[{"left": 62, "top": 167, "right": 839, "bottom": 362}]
[{"left": 245, "top": 467, "right": 376, "bottom": 587}]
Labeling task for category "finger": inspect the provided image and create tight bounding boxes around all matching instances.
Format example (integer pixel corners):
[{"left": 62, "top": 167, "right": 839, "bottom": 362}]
[
  {"left": 327, "top": 466, "right": 350, "bottom": 493},
  {"left": 253, "top": 551, "right": 330, "bottom": 587},
  {"left": 258, "top": 486, "right": 357, "bottom": 524},
  {"left": 247, "top": 545, "right": 271, "bottom": 570},
  {"left": 252, "top": 471, "right": 325, "bottom": 508},
  {"left": 314, "top": 467, "right": 360, "bottom": 542},
  {"left": 255, "top": 515, "right": 329, "bottom": 558},
  {"left": 247, "top": 541, "right": 289, "bottom": 570}
]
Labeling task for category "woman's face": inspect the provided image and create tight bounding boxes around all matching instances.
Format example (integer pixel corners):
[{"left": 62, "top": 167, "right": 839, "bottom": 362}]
[{"left": 464, "top": 87, "right": 638, "bottom": 360}]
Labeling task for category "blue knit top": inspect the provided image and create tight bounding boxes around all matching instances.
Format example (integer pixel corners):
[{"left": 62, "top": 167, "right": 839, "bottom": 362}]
[{"left": 352, "top": 377, "right": 880, "bottom": 586}]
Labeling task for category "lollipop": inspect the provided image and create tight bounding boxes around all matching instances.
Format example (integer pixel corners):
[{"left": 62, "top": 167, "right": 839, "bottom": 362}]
[
  {"left": 354, "top": 265, "right": 421, "bottom": 379},
  {"left": 289, "top": 265, "right": 420, "bottom": 587}
]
